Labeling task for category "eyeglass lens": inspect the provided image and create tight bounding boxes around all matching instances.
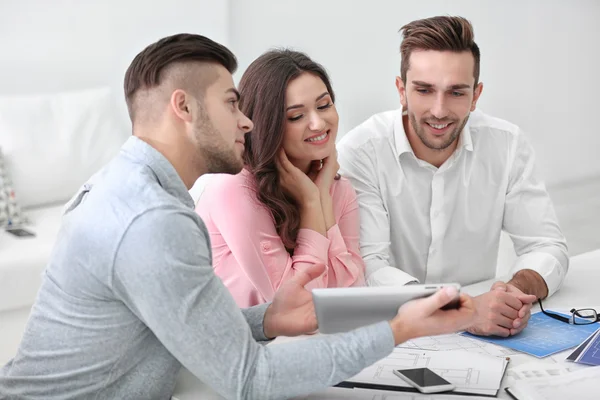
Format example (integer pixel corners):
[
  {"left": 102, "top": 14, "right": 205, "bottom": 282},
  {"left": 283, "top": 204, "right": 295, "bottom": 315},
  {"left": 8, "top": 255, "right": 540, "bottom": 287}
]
[{"left": 573, "top": 309, "right": 597, "bottom": 324}]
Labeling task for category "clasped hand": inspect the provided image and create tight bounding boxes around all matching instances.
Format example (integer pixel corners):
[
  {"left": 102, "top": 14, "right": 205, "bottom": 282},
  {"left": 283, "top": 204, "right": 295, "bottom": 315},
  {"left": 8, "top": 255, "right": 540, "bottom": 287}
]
[{"left": 467, "top": 282, "right": 537, "bottom": 337}]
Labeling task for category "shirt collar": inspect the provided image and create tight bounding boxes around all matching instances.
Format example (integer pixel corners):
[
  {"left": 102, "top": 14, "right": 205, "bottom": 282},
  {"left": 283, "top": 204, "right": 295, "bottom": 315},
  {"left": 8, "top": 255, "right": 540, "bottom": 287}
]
[
  {"left": 393, "top": 109, "right": 415, "bottom": 157},
  {"left": 393, "top": 109, "right": 474, "bottom": 158},
  {"left": 120, "top": 136, "right": 195, "bottom": 209},
  {"left": 458, "top": 119, "right": 474, "bottom": 152}
]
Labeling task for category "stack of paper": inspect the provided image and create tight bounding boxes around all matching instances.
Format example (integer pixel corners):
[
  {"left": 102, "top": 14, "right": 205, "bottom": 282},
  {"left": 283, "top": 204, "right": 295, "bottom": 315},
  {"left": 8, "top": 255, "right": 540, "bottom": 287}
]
[
  {"left": 338, "top": 348, "right": 508, "bottom": 397},
  {"left": 505, "top": 365, "right": 600, "bottom": 400}
]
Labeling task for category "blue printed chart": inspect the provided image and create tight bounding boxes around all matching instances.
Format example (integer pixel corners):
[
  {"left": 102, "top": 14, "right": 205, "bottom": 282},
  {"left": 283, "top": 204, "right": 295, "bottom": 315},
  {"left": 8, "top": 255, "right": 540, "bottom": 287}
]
[
  {"left": 461, "top": 311, "right": 600, "bottom": 357},
  {"left": 575, "top": 329, "right": 600, "bottom": 366}
]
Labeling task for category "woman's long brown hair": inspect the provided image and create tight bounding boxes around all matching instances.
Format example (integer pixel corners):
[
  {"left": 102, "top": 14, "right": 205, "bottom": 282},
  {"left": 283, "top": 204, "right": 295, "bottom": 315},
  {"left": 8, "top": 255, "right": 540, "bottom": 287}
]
[{"left": 239, "top": 49, "right": 335, "bottom": 252}]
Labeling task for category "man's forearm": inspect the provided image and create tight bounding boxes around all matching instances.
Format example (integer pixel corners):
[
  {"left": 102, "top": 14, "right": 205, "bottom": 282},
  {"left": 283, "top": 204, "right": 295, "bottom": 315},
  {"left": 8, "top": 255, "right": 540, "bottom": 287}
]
[
  {"left": 366, "top": 265, "right": 419, "bottom": 286},
  {"left": 508, "top": 269, "right": 548, "bottom": 299},
  {"left": 248, "top": 321, "right": 394, "bottom": 399}
]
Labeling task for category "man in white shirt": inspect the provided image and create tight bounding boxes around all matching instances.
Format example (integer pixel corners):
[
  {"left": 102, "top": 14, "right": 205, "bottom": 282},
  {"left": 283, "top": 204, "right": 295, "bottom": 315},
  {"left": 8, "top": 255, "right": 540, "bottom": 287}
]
[{"left": 338, "top": 16, "right": 568, "bottom": 337}]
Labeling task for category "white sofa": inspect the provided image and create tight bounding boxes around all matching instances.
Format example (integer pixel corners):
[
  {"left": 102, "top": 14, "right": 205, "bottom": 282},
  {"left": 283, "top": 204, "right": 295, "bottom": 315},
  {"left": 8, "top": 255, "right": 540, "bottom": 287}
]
[{"left": 0, "top": 87, "right": 130, "bottom": 364}]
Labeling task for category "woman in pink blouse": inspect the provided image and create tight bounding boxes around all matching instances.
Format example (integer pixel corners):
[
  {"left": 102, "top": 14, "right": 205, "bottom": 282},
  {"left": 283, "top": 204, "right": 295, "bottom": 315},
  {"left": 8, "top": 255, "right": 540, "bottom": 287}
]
[{"left": 195, "top": 50, "right": 365, "bottom": 307}]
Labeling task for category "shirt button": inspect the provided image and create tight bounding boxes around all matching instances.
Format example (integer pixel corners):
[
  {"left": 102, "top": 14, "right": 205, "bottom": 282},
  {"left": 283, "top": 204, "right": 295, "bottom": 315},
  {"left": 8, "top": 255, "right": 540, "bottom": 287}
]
[
  {"left": 429, "top": 247, "right": 436, "bottom": 254},
  {"left": 433, "top": 210, "right": 440, "bottom": 218}
]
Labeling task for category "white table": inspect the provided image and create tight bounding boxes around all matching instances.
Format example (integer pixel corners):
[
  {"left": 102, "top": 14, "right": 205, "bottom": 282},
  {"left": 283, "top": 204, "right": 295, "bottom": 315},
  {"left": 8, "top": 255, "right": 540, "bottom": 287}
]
[{"left": 172, "top": 249, "right": 600, "bottom": 400}]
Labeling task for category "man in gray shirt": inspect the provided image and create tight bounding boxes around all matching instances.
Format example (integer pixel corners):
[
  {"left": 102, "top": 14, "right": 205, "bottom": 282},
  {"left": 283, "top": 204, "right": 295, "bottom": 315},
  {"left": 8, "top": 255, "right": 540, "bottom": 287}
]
[{"left": 0, "top": 33, "right": 476, "bottom": 400}]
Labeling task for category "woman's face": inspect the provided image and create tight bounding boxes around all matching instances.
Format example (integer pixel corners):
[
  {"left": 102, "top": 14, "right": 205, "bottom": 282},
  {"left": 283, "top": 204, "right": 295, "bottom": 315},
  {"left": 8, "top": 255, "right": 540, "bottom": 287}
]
[{"left": 282, "top": 72, "right": 338, "bottom": 166}]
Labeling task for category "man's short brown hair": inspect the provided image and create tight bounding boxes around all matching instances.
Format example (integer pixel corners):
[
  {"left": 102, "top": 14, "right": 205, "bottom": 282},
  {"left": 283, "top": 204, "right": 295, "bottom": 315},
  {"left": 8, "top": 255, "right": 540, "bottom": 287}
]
[
  {"left": 123, "top": 33, "right": 237, "bottom": 122},
  {"left": 399, "top": 16, "right": 481, "bottom": 86}
]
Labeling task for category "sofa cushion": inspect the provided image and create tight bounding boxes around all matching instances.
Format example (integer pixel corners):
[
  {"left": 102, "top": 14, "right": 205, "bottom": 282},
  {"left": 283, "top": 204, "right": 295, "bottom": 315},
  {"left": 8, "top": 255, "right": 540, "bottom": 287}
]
[
  {"left": 0, "top": 87, "right": 129, "bottom": 209},
  {"left": 0, "top": 204, "right": 64, "bottom": 313},
  {"left": 0, "top": 147, "right": 27, "bottom": 228}
]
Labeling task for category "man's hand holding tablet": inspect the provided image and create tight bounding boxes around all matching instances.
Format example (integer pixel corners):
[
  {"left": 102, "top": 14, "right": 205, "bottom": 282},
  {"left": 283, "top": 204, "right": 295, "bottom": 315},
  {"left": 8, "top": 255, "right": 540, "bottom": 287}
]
[{"left": 312, "top": 284, "right": 476, "bottom": 342}]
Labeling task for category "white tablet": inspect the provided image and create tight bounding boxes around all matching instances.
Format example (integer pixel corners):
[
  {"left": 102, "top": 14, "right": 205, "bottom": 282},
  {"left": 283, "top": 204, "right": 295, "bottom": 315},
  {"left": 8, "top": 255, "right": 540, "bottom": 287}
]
[{"left": 312, "top": 283, "right": 461, "bottom": 334}]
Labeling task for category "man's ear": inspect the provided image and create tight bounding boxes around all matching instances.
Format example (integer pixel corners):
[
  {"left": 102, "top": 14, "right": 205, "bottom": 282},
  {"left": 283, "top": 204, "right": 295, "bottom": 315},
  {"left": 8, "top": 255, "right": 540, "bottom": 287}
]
[
  {"left": 471, "top": 82, "right": 484, "bottom": 111},
  {"left": 170, "top": 89, "right": 193, "bottom": 122},
  {"left": 395, "top": 76, "right": 407, "bottom": 109}
]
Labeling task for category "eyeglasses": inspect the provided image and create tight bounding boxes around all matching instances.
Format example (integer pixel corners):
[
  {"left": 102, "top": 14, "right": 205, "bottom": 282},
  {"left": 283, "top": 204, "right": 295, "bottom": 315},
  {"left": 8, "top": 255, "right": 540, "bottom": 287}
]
[{"left": 538, "top": 300, "right": 599, "bottom": 325}]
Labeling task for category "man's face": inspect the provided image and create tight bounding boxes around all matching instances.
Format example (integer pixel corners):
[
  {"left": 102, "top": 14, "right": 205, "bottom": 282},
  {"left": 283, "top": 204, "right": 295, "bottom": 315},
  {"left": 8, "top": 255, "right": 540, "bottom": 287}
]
[
  {"left": 193, "top": 65, "right": 253, "bottom": 174},
  {"left": 397, "top": 50, "right": 482, "bottom": 151}
]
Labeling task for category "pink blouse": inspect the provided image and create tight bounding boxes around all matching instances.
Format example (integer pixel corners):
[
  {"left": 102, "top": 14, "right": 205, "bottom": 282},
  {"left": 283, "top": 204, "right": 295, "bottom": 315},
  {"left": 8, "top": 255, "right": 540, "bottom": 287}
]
[{"left": 195, "top": 169, "right": 366, "bottom": 308}]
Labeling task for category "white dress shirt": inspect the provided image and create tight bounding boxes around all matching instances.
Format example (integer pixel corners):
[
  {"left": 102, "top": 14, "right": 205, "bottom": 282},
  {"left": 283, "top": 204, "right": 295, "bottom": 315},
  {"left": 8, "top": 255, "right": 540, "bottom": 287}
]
[{"left": 337, "top": 108, "right": 568, "bottom": 296}]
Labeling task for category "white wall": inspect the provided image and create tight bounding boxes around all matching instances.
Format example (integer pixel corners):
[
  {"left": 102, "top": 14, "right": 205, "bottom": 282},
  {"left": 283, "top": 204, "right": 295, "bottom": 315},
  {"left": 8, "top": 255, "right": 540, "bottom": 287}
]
[
  {"left": 229, "top": 0, "right": 600, "bottom": 188},
  {"left": 0, "top": 0, "right": 230, "bottom": 123},
  {"left": 1, "top": 0, "right": 598, "bottom": 187}
]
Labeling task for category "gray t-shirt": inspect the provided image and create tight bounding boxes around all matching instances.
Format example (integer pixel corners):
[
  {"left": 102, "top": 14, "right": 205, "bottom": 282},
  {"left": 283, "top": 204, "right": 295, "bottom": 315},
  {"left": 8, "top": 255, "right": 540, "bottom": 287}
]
[{"left": 0, "top": 137, "right": 394, "bottom": 400}]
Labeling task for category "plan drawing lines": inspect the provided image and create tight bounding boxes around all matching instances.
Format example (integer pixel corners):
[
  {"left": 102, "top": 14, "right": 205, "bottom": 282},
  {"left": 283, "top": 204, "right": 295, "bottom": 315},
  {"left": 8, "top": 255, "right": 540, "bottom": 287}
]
[
  {"left": 397, "top": 333, "right": 517, "bottom": 357},
  {"left": 366, "top": 351, "right": 481, "bottom": 386}
]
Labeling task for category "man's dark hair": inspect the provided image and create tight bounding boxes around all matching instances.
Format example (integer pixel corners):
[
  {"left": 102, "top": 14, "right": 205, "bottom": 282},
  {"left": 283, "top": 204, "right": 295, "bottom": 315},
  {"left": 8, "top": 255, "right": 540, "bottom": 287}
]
[
  {"left": 399, "top": 16, "right": 480, "bottom": 86},
  {"left": 123, "top": 33, "right": 237, "bottom": 121}
]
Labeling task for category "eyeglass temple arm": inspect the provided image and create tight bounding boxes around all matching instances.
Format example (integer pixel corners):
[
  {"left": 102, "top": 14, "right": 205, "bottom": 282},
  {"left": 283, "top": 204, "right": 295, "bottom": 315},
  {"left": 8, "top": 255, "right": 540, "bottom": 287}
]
[{"left": 539, "top": 300, "right": 571, "bottom": 323}]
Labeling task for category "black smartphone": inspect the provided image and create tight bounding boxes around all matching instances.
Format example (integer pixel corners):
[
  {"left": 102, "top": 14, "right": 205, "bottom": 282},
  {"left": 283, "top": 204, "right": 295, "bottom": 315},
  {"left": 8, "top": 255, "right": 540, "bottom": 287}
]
[
  {"left": 5, "top": 227, "right": 36, "bottom": 238},
  {"left": 393, "top": 368, "right": 455, "bottom": 393}
]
